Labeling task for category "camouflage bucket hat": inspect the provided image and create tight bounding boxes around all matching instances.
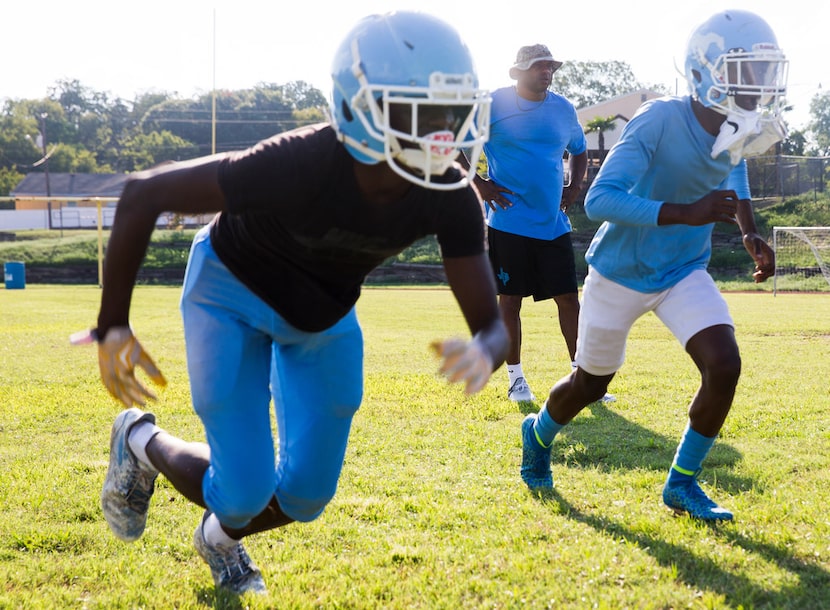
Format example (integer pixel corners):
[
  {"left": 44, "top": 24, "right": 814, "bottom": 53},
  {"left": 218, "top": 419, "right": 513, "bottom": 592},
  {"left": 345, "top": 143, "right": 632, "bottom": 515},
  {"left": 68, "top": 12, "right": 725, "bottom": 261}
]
[{"left": 509, "top": 44, "right": 563, "bottom": 78}]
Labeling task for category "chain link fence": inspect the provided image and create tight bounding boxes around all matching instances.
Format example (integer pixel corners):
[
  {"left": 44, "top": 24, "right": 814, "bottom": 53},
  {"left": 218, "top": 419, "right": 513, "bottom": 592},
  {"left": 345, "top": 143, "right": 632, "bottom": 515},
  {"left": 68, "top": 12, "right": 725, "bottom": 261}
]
[{"left": 746, "top": 155, "right": 829, "bottom": 200}]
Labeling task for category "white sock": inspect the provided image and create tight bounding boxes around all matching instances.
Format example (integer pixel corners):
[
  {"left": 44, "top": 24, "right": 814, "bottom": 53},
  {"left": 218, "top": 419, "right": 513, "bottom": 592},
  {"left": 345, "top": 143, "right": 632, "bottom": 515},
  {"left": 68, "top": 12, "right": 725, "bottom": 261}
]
[
  {"left": 507, "top": 363, "right": 525, "bottom": 384},
  {"left": 127, "top": 421, "right": 162, "bottom": 469},
  {"left": 203, "top": 512, "right": 239, "bottom": 548}
]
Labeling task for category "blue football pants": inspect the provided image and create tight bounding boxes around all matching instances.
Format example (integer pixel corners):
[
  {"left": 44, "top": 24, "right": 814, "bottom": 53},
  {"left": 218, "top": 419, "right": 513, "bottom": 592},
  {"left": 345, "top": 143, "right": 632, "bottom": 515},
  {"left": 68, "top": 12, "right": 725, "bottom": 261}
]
[{"left": 179, "top": 226, "right": 364, "bottom": 528}]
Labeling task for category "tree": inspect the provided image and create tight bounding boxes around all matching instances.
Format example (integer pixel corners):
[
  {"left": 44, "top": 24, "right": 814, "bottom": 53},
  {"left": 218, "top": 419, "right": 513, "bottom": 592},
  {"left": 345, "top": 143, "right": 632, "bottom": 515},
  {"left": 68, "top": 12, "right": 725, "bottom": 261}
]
[
  {"left": 293, "top": 106, "right": 327, "bottom": 127},
  {"left": 0, "top": 167, "right": 24, "bottom": 203},
  {"left": 0, "top": 78, "right": 332, "bottom": 189},
  {"left": 584, "top": 115, "right": 617, "bottom": 154},
  {"left": 0, "top": 108, "right": 41, "bottom": 171},
  {"left": 274, "top": 80, "right": 327, "bottom": 110},
  {"left": 552, "top": 60, "right": 668, "bottom": 108},
  {"left": 781, "top": 129, "right": 809, "bottom": 156},
  {"left": 119, "top": 131, "right": 199, "bottom": 172},
  {"left": 808, "top": 91, "right": 830, "bottom": 156},
  {"left": 136, "top": 83, "right": 327, "bottom": 155}
]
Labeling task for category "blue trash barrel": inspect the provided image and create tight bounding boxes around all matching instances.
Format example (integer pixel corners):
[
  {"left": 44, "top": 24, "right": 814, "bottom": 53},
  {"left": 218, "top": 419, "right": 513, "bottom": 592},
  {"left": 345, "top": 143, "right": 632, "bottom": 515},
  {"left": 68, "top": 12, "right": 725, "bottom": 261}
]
[{"left": 4, "top": 261, "right": 26, "bottom": 289}]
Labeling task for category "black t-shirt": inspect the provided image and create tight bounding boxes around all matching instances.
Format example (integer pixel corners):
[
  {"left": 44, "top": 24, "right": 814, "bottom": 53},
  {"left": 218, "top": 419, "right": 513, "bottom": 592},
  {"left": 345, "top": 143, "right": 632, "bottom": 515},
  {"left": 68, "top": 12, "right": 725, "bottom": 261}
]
[{"left": 211, "top": 123, "right": 485, "bottom": 332}]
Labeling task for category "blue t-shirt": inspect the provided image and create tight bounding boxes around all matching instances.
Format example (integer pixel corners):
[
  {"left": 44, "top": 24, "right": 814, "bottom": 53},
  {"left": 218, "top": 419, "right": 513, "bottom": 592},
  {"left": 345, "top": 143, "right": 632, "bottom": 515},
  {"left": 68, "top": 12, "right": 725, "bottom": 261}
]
[
  {"left": 584, "top": 96, "right": 750, "bottom": 293},
  {"left": 483, "top": 86, "right": 587, "bottom": 240}
]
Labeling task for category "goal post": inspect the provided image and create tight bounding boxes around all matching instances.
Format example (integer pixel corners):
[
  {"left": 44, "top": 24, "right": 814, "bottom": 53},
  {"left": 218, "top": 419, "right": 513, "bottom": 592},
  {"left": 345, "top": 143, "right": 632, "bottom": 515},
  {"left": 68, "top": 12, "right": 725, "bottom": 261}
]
[
  {"left": 772, "top": 226, "right": 830, "bottom": 295},
  {"left": 0, "top": 196, "right": 116, "bottom": 287},
  {"left": 0, "top": 196, "right": 211, "bottom": 287}
]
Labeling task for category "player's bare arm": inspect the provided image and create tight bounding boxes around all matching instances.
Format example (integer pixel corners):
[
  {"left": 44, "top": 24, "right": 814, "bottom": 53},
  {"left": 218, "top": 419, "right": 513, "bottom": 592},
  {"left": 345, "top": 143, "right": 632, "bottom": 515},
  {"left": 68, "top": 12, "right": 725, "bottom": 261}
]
[
  {"left": 96, "top": 158, "right": 228, "bottom": 337},
  {"left": 440, "top": 253, "right": 509, "bottom": 379},
  {"left": 87, "top": 157, "right": 231, "bottom": 407},
  {"left": 735, "top": 198, "right": 775, "bottom": 282}
]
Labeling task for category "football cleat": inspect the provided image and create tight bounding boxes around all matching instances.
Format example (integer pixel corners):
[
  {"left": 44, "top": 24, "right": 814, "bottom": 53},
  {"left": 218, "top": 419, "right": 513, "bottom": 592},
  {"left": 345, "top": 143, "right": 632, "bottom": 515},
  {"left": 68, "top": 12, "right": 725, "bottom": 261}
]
[
  {"left": 101, "top": 408, "right": 159, "bottom": 541},
  {"left": 663, "top": 473, "right": 734, "bottom": 522},
  {"left": 520, "top": 414, "right": 553, "bottom": 489},
  {"left": 193, "top": 512, "right": 267, "bottom": 595}
]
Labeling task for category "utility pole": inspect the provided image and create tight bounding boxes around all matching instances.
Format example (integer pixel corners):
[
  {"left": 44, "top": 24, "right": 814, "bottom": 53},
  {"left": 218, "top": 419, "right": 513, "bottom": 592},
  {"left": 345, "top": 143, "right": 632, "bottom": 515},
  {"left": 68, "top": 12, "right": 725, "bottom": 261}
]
[
  {"left": 212, "top": 9, "right": 217, "bottom": 155},
  {"left": 39, "top": 112, "right": 53, "bottom": 230}
]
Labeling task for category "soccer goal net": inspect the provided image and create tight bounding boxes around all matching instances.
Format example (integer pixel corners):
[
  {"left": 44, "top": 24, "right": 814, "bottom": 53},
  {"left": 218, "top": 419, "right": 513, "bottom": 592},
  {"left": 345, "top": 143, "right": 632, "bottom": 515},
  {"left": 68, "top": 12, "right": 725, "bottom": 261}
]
[{"left": 772, "top": 226, "right": 830, "bottom": 294}]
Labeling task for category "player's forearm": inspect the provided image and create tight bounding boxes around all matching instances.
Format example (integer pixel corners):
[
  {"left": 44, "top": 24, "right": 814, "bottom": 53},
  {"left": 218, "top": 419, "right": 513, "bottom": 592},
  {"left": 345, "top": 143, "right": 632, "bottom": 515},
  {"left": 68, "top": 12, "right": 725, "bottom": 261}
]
[
  {"left": 96, "top": 185, "right": 161, "bottom": 337},
  {"left": 735, "top": 198, "right": 760, "bottom": 237}
]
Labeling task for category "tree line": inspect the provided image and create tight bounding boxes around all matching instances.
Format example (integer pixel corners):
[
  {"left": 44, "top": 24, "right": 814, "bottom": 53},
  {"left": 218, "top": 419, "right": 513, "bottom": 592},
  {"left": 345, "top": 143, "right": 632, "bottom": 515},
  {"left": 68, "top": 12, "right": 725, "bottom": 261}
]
[
  {"left": 0, "top": 79, "right": 327, "bottom": 198},
  {"left": 2, "top": 60, "right": 829, "bottom": 199}
]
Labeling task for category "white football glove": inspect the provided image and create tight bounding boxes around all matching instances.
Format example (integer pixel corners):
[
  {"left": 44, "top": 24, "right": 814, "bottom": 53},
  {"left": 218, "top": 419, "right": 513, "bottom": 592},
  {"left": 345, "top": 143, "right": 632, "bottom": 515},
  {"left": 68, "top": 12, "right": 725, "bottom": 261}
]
[
  {"left": 96, "top": 326, "right": 167, "bottom": 407},
  {"left": 431, "top": 336, "right": 493, "bottom": 395}
]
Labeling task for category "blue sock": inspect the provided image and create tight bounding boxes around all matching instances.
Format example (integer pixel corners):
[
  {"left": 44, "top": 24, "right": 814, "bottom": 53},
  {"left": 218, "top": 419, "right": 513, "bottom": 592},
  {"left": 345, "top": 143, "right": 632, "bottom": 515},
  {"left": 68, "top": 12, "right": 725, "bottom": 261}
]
[
  {"left": 667, "top": 423, "right": 716, "bottom": 485},
  {"left": 533, "top": 404, "right": 565, "bottom": 447}
]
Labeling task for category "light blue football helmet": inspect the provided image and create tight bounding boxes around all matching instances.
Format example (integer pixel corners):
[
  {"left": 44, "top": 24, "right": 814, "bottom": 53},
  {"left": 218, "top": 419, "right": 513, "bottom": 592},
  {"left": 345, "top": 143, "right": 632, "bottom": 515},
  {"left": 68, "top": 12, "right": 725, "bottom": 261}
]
[
  {"left": 684, "top": 9, "right": 788, "bottom": 120},
  {"left": 330, "top": 11, "right": 490, "bottom": 190}
]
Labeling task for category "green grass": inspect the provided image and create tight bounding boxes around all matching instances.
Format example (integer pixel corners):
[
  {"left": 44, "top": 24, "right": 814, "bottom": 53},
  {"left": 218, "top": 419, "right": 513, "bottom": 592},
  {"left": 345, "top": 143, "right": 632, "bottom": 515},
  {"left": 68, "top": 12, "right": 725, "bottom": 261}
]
[{"left": 1, "top": 286, "right": 829, "bottom": 608}]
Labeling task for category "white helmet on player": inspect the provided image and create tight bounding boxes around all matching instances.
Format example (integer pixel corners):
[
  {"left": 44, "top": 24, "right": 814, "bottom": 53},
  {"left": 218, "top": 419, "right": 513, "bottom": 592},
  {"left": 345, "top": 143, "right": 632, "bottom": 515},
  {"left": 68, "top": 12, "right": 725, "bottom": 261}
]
[
  {"left": 330, "top": 11, "right": 490, "bottom": 190},
  {"left": 684, "top": 9, "right": 788, "bottom": 121}
]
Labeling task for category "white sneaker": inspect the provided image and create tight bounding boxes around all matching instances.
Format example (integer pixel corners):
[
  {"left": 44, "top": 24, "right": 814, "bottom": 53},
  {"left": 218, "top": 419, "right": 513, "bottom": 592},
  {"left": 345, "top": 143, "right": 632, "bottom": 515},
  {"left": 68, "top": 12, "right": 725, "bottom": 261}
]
[
  {"left": 193, "top": 512, "right": 267, "bottom": 595},
  {"left": 508, "top": 377, "right": 535, "bottom": 402}
]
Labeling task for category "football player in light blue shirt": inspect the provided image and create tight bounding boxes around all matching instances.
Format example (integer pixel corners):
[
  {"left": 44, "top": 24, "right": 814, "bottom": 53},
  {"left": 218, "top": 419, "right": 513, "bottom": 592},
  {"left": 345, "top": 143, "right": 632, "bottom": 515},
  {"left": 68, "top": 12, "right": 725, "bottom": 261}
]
[{"left": 520, "top": 9, "right": 786, "bottom": 522}]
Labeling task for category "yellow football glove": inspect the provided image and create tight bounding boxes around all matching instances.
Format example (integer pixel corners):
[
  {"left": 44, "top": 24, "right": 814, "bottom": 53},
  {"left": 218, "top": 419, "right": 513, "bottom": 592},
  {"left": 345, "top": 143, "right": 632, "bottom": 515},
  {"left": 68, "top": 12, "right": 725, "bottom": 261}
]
[
  {"left": 97, "top": 326, "right": 167, "bottom": 407},
  {"left": 431, "top": 336, "right": 493, "bottom": 395}
]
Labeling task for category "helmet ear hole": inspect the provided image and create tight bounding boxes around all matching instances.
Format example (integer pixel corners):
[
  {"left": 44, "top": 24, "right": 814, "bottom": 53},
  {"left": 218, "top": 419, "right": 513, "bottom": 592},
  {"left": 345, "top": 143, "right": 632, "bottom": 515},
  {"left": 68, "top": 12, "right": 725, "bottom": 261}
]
[
  {"left": 340, "top": 99, "right": 354, "bottom": 123},
  {"left": 691, "top": 69, "right": 702, "bottom": 84}
]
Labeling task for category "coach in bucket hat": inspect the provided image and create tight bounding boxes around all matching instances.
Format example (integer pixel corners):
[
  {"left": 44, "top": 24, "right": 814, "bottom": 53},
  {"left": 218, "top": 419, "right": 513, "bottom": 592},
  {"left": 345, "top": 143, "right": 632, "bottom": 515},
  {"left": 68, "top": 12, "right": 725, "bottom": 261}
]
[
  {"left": 508, "top": 44, "right": 563, "bottom": 79},
  {"left": 456, "top": 38, "right": 606, "bottom": 408}
]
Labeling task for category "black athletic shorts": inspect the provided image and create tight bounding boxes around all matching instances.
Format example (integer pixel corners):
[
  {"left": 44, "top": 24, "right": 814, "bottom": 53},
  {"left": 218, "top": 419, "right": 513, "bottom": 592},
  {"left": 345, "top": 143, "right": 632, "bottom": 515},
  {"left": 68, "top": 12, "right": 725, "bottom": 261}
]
[{"left": 487, "top": 227, "right": 578, "bottom": 300}]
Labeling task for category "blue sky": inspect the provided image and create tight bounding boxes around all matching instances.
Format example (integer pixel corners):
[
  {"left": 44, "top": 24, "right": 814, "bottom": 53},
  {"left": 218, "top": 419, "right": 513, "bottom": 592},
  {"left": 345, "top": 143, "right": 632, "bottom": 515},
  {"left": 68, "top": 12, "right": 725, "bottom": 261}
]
[{"left": 3, "top": 0, "right": 825, "bottom": 130}]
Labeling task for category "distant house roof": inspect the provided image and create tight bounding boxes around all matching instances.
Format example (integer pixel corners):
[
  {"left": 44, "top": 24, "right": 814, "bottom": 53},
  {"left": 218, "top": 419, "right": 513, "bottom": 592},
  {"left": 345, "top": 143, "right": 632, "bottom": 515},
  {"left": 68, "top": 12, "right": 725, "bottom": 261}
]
[
  {"left": 577, "top": 88, "right": 664, "bottom": 125},
  {"left": 10, "top": 173, "right": 128, "bottom": 198},
  {"left": 577, "top": 88, "right": 664, "bottom": 152}
]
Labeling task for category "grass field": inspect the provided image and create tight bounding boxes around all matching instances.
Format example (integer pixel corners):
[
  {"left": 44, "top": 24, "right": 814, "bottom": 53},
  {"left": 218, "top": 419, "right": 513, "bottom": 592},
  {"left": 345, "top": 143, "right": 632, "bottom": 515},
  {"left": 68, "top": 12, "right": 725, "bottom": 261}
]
[{"left": 1, "top": 285, "right": 828, "bottom": 609}]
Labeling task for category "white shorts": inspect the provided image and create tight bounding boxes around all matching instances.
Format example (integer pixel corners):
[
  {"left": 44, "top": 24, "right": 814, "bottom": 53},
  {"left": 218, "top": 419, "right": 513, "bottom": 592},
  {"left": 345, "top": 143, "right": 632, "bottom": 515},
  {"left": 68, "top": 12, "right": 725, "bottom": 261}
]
[{"left": 575, "top": 267, "right": 733, "bottom": 376}]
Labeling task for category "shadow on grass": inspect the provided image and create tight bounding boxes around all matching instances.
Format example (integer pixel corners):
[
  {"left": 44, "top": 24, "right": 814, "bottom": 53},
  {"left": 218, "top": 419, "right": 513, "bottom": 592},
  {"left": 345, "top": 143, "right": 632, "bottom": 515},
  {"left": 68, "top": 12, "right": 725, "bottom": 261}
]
[
  {"left": 517, "top": 398, "right": 754, "bottom": 496},
  {"left": 533, "top": 488, "right": 830, "bottom": 608}
]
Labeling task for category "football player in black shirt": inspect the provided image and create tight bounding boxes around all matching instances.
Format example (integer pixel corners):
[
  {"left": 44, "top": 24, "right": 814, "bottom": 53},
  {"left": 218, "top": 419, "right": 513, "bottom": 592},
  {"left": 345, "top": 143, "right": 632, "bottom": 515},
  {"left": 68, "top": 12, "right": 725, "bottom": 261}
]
[{"left": 85, "top": 11, "right": 507, "bottom": 596}]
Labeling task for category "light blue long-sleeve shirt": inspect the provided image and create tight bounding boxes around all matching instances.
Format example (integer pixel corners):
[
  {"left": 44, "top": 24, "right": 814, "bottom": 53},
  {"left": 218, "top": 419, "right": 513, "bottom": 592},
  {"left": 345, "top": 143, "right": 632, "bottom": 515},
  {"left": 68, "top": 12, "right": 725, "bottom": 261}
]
[
  {"left": 484, "top": 86, "right": 587, "bottom": 240},
  {"left": 584, "top": 96, "right": 750, "bottom": 292}
]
